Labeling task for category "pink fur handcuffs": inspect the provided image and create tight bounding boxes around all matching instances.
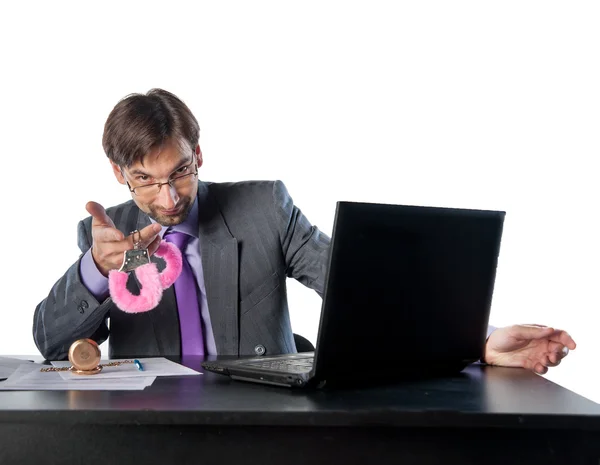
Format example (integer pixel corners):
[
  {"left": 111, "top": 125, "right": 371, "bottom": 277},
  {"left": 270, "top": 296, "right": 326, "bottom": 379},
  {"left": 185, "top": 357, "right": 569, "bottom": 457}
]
[{"left": 107, "top": 230, "right": 182, "bottom": 313}]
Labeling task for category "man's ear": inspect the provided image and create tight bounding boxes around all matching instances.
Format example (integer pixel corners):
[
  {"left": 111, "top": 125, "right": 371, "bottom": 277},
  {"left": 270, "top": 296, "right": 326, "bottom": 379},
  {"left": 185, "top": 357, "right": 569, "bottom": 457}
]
[
  {"left": 195, "top": 144, "right": 203, "bottom": 169},
  {"left": 111, "top": 161, "right": 127, "bottom": 185}
]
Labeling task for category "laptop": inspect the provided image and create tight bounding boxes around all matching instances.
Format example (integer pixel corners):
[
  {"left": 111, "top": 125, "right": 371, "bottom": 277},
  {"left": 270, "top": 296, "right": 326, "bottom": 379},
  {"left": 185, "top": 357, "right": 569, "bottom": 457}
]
[{"left": 202, "top": 201, "right": 505, "bottom": 388}]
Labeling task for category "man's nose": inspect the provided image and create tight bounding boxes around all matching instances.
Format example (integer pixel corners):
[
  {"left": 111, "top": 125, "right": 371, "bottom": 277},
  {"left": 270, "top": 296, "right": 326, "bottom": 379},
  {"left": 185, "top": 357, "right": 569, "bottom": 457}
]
[{"left": 156, "top": 182, "right": 179, "bottom": 208}]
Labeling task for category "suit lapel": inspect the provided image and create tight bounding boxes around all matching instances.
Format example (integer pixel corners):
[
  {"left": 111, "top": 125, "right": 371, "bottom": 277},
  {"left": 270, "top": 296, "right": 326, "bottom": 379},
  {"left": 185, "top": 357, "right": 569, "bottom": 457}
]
[{"left": 196, "top": 182, "right": 240, "bottom": 355}]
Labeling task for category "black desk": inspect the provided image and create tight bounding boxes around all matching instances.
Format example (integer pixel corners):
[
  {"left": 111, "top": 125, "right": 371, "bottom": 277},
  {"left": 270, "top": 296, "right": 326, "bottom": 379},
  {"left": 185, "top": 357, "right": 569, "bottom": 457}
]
[{"left": 0, "top": 357, "right": 599, "bottom": 465}]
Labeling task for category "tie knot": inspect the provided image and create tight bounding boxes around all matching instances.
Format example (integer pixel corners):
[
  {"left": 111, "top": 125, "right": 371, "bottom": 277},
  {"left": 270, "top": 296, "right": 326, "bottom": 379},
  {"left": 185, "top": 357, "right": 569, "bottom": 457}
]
[{"left": 164, "top": 230, "right": 191, "bottom": 250}]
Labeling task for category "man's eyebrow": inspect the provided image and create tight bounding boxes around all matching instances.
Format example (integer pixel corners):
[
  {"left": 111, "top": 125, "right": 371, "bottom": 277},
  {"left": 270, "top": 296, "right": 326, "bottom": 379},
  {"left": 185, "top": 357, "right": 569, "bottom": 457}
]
[
  {"left": 128, "top": 167, "right": 150, "bottom": 176},
  {"left": 172, "top": 158, "right": 194, "bottom": 172},
  {"left": 128, "top": 158, "right": 193, "bottom": 177}
]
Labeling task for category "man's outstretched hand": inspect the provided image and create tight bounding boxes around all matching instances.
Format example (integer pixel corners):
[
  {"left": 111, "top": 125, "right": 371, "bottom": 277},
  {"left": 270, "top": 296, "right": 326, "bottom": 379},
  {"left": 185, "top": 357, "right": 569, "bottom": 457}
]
[
  {"left": 484, "top": 324, "right": 576, "bottom": 374},
  {"left": 86, "top": 201, "right": 162, "bottom": 276}
]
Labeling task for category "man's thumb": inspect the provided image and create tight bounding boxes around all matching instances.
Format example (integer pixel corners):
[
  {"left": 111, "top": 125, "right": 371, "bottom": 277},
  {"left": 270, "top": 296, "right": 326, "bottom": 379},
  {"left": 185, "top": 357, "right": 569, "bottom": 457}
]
[{"left": 516, "top": 324, "right": 554, "bottom": 340}]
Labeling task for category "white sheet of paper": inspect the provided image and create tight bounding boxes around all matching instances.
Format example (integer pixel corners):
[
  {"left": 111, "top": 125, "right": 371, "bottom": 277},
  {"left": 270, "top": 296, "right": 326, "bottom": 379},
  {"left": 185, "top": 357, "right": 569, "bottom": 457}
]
[
  {"left": 0, "top": 366, "right": 19, "bottom": 379},
  {"left": 0, "top": 356, "right": 35, "bottom": 366},
  {"left": 0, "top": 357, "right": 35, "bottom": 379},
  {"left": 0, "top": 363, "right": 155, "bottom": 390},
  {"left": 51, "top": 357, "right": 201, "bottom": 380}
]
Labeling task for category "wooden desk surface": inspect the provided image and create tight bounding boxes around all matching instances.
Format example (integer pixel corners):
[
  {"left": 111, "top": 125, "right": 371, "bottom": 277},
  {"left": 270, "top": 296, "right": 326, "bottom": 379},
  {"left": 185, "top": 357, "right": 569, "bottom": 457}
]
[{"left": 1, "top": 357, "right": 598, "bottom": 465}]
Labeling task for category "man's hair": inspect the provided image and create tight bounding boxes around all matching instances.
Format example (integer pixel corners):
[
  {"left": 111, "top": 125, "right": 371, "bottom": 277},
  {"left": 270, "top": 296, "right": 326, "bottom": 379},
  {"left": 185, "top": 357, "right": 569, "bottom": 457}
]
[{"left": 102, "top": 88, "right": 200, "bottom": 167}]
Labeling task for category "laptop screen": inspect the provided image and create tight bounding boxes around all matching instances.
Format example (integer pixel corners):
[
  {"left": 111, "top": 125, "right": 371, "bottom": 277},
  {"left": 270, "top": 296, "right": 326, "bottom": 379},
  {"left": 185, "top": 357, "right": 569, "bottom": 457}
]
[{"left": 313, "top": 201, "right": 505, "bottom": 377}]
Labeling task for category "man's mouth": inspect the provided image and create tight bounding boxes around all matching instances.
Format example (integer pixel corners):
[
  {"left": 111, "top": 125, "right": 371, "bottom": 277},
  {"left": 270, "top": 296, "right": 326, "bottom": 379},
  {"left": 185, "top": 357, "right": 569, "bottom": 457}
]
[{"left": 161, "top": 205, "right": 182, "bottom": 216}]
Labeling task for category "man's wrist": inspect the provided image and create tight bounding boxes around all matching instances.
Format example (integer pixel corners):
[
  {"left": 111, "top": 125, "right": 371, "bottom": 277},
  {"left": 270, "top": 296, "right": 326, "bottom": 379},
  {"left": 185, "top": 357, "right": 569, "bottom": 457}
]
[
  {"left": 79, "top": 249, "right": 110, "bottom": 301},
  {"left": 481, "top": 326, "right": 497, "bottom": 364}
]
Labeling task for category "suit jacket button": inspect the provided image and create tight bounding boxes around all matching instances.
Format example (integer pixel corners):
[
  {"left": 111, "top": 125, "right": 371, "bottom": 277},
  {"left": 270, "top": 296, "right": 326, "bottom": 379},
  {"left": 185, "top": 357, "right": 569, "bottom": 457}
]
[
  {"left": 254, "top": 345, "right": 266, "bottom": 356},
  {"left": 80, "top": 300, "right": 89, "bottom": 309},
  {"left": 78, "top": 306, "right": 85, "bottom": 314}
]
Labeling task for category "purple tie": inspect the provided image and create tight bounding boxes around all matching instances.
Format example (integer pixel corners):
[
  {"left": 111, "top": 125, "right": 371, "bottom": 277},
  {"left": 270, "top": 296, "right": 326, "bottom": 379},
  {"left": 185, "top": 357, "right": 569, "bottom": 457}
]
[{"left": 164, "top": 230, "right": 205, "bottom": 356}]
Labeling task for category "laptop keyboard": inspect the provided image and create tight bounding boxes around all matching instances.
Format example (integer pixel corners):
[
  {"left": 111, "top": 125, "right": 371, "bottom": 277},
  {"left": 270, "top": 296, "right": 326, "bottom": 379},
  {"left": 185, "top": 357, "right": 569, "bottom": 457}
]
[{"left": 244, "top": 357, "right": 314, "bottom": 373}]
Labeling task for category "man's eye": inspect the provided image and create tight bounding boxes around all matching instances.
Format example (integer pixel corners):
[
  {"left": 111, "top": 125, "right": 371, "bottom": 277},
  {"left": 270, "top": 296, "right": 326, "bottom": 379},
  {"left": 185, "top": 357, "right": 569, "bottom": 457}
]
[
  {"left": 176, "top": 166, "right": 188, "bottom": 174},
  {"left": 137, "top": 175, "right": 151, "bottom": 183}
]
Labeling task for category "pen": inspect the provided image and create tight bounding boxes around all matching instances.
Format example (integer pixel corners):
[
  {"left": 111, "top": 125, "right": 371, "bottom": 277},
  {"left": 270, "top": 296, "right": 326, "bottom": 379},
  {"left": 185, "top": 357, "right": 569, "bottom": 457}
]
[{"left": 134, "top": 359, "right": 144, "bottom": 371}]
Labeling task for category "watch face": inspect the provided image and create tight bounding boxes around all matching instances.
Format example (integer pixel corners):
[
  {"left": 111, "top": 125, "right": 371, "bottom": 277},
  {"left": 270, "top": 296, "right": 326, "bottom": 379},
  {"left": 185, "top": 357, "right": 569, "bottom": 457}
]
[{"left": 68, "top": 339, "right": 101, "bottom": 371}]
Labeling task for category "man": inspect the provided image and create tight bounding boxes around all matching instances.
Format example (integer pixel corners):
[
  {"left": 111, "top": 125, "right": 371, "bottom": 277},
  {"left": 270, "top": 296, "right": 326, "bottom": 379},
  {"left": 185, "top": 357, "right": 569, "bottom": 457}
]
[{"left": 33, "top": 89, "right": 576, "bottom": 374}]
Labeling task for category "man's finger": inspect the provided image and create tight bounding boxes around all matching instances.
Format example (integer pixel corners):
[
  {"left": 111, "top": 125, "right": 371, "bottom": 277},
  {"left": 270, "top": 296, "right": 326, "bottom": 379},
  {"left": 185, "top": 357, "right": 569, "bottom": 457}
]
[
  {"left": 548, "top": 330, "right": 577, "bottom": 350},
  {"left": 94, "top": 226, "right": 125, "bottom": 242},
  {"left": 126, "top": 223, "right": 162, "bottom": 249},
  {"left": 547, "top": 341, "right": 565, "bottom": 353},
  {"left": 86, "top": 201, "right": 116, "bottom": 228},
  {"left": 546, "top": 352, "right": 562, "bottom": 367},
  {"left": 533, "top": 362, "right": 548, "bottom": 375},
  {"left": 513, "top": 325, "right": 555, "bottom": 340},
  {"left": 147, "top": 234, "right": 162, "bottom": 256}
]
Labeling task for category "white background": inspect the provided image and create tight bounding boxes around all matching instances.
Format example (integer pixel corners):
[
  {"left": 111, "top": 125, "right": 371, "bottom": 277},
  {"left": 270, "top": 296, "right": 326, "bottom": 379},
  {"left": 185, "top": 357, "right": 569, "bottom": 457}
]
[{"left": 0, "top": 2, "right": 598, "bottom": 402}]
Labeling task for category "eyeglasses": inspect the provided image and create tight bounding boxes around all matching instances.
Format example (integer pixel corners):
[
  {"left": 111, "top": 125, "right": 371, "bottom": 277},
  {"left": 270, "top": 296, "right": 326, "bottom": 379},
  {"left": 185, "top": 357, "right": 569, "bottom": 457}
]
[{"left": 124, "top": 158, "right": 198, "bottom": 200}]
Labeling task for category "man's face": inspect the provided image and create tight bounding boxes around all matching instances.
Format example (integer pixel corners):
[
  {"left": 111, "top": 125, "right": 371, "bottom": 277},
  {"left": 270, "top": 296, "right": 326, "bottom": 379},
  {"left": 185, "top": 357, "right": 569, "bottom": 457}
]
[{"left": 111, "top": 139, "right": 203, "bottom": 226}]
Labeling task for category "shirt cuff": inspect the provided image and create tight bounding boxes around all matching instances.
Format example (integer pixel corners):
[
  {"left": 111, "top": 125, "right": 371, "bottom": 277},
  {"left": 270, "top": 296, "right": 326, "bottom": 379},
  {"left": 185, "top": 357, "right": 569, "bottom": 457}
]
[{"left": 79, "top": 249, "right": 109, "bottom": 301}]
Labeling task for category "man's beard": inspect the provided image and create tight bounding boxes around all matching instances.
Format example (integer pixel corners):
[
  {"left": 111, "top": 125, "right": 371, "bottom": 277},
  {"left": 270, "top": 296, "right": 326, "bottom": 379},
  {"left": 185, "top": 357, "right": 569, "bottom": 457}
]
[{"left": 146, "top": 195, "right": 194, "bottom": 226}]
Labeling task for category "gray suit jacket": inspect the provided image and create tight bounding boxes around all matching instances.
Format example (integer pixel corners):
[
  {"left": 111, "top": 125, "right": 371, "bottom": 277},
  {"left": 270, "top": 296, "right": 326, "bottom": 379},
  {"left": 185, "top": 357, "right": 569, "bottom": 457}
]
[{"left": 33, "top": 181, "right": 330, "bottom": 360}]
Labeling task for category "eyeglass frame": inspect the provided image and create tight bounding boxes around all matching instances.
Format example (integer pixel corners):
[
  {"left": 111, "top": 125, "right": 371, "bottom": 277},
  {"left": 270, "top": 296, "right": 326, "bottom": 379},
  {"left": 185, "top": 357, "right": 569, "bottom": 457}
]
[{"left": 122, "top": 157, "right": 199, "bottom": 198}]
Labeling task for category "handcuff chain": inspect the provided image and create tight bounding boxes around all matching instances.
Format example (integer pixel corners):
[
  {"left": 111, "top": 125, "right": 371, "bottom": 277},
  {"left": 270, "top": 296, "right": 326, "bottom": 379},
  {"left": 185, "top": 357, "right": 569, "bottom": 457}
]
[
  {"left": 131, "top": 229, "right": 143, "bottom": 250},
  {"left": 39, "top": 360, "right": 134, "bottom": 372}
]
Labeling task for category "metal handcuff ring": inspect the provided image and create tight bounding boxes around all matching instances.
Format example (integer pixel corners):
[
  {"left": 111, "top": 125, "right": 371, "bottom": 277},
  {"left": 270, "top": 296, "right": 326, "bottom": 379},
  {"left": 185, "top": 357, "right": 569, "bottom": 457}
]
[{"left": 107, "top": 229, "right": 183, "bottom": 313}]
